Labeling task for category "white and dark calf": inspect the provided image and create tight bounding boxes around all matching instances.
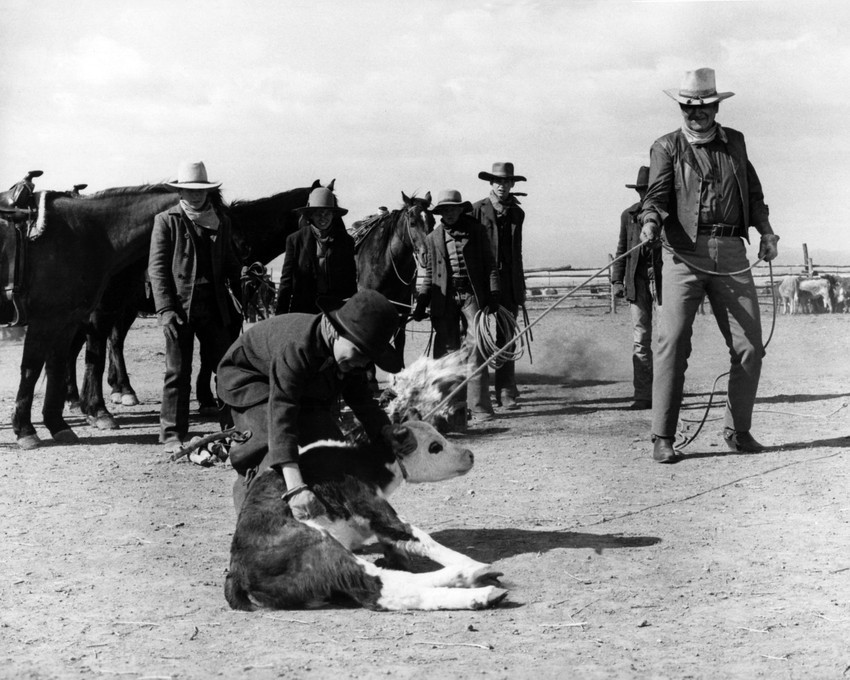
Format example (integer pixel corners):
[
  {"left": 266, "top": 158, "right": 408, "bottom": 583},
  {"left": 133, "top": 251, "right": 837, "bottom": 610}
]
[{"left": 224, "top": 419, "right": 506, "bottom": 611}]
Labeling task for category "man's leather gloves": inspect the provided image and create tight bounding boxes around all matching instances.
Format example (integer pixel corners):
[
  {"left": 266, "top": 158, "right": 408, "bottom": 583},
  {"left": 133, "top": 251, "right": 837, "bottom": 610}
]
[
  {"left": 640, "top": 220, "right": 660, "bottom": 244},
  {"left": 612, "top": 282, "right": 625, "bottom": 298},
  {"left": 758, "top": 234, "right": 780, "bottom": 262}
]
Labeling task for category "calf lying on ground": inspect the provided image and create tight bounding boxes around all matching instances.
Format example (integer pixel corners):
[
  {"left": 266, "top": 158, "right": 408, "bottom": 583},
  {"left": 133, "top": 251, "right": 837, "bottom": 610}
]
[{"left": 225, "top": 419, "right": 506, "bottom": 611}]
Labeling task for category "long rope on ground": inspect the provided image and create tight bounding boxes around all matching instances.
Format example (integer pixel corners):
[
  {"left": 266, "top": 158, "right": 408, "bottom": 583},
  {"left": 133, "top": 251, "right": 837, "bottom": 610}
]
[{"left": 421, "top": 242, "right": 645, "bottom": 421}]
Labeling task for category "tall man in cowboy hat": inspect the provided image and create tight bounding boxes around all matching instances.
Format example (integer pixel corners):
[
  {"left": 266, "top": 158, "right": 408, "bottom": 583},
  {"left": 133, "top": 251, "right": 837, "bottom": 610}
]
[
  {"left": 611, "top": 165, "right": 663, "bottom": 411},
  {"left": 639, "top": 68, "right": 780, "bottom": 463},
  {"left": 217, "top": 289, "right": 405, "bottom": 516},
  {"left": 471, "top": 162, "right": 527, "bottom": 410},
  {"left": 413, "top": 189, "right": 500, "bottom": 427},
  {"left": 274, "top": 186, "right": 357, "bottom": 315},
  {"left": 149, "top": 161, "right": 242, "bottom": 452}
]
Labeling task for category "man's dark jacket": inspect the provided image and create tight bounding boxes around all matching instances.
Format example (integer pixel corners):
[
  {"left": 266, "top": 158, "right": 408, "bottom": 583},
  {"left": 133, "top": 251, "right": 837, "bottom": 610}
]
[
  {"left": 611, "top": 202, "right": 663, "bottom": 305},
  {"left": 148, "top": 205, "right": 242, "bottom": 325},
  {"left": 471, "top": 198, "right": 526, "bottom": 307},
  {"left": 216, "top": 313, "right": 389, "bottom": 469},
  {"left": 640, "top": 126, "right": 772, "bottom": 251},
  {"left": 274, "top": 222, "right": 356, "bottom": 314},
  {"left": 417, "top": 215, "right": 500, "bottom": 317}
]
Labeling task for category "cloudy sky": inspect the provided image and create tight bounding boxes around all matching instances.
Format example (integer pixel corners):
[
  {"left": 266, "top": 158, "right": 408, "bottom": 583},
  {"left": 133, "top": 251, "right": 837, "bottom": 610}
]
[{"left": 1, "top": 0, "right": 847, "bottom": 268}]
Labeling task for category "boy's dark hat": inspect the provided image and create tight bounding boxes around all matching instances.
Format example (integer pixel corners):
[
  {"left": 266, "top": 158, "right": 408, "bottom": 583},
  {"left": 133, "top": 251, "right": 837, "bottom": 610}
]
[
  {"left": 626, "top": 166, "right": 650, "bottom": 189},
  {"left": 317, "top": 290, "right": 402, "bottom": 373},
  {"left": 478, "top": 162, "right": 526, "bottom": 183}
]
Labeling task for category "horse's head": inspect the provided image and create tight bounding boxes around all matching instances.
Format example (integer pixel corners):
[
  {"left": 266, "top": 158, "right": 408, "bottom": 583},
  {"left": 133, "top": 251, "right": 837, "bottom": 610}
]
[{"left": 401, "top": 191, "right": 433, "bottom": 265}]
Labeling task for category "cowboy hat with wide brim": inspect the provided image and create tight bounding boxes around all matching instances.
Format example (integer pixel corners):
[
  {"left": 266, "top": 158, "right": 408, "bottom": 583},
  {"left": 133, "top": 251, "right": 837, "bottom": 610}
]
[
  {"left": 626, "top": 166, "right": 650, "bottom": 189},
  {"left": 294, "top": 187, "right": 349, "bottom": 216},
  {"left": 664, "top": 68, "right": 734, "bottom": 106},
  {"left": 166, "top": 161, "right": 221, "bottom": 190},
  {"left": 430, "top": 189, "right": 472, "bottom": 215},
  {"left": 317, "top": 290, "right": 402, "bottom": 373},
  {"left": 478, "top": 161, "right": 527, "bottom": 183}
]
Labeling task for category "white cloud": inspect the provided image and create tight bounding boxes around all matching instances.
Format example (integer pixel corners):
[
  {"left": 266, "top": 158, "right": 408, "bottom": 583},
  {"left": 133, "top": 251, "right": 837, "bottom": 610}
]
[{"left": 64, "top": 35, "right": 152, "bottom": 85}]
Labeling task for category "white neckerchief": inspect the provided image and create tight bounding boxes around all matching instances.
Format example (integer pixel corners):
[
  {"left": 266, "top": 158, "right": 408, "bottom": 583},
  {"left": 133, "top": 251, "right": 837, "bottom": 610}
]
[{"left": 180, "top": 200, "right": 220, "bottom": 232}]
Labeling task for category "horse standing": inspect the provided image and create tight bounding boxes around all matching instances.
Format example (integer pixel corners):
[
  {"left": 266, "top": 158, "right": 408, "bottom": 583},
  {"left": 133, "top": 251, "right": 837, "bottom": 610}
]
[
  {"left": 7, "top": 186, "right": 179, "bottom": 448},
  {"left": 352, "top": 192, "right": 433, "bottom": 367}
]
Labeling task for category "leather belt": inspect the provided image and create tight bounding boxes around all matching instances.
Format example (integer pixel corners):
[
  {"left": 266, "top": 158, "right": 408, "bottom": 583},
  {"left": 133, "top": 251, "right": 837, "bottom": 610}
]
[{"left": 697, "top": 224, "right": 744, "bottom": 238}]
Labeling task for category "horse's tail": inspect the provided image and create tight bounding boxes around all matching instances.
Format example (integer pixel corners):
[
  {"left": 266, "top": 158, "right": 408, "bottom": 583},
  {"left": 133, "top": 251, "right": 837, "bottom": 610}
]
[{"left": 224, "top": 568, "right": 256, "bottom": 611}]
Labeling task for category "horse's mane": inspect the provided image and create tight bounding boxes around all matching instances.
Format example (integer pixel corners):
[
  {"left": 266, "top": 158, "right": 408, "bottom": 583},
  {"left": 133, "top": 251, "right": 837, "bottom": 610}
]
[
  {"left": 350, "top": 209, "right": 400, "bottom": 252},
  {"left": 230, "top": 186, "right": 310, "bottom": 210},
  {"left": 85, "top": 184, "right": 174, "bottom": 198}
]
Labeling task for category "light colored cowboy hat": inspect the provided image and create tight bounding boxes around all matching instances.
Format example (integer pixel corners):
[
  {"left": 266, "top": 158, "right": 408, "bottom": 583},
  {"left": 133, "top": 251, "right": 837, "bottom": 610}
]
[
  {"left": 664, "top": 68, "right": 734, "bottom": 105},
  {"left": 316, "top": 290, "right": 402, "bottom": 373},
  {"left": 478, "top": 161, "right": 526, "bottom": 183},
  {"left": 430, "top": 189, "right": 472, "bottom": 215},
  {"left": 626, "top": 166, "right": 650, "bottom": 189},
  {"left": 294, "top": 187, "right": 348, "bottom": 216},
  {"left": 166, "top": 161, "right": 221, "bottom": 190}
]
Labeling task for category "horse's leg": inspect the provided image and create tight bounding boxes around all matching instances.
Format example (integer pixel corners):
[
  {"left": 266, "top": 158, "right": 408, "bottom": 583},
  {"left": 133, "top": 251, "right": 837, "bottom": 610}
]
[
  {"left": 43, "top": 323, "right": 80, "bottom": 443},
  {"left": 80, "top": 308, "right": 119, "bottom": 430},
  {"left": 65, "top": 324, "right": 87, "bottom": 412},
  {"left": 13, "top": 324, "right": 50, "bottom": 449},
  {"left": 107, "top": 308, "right": 139, "bottom": 406}
]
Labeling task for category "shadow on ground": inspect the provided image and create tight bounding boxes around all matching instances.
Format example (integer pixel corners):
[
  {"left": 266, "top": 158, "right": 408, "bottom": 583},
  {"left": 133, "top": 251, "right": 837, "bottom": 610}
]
[{"left": 430, "top": 527, "right": 661, "bottom": 562}]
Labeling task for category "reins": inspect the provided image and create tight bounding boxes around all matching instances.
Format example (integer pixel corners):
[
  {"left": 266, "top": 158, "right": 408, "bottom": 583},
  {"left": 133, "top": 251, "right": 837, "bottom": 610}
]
[{"left": 389, "top": 209, "right": 424, "bottom": 287}]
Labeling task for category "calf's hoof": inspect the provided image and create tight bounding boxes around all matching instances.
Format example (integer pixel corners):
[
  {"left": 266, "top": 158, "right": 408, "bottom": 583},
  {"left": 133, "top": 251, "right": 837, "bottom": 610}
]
[
  {"left": 53, "top": 429, "right": 79, "bottom": 444},
  {"left": 17, "top": 434, "right": 43, "bottom": 450},
  {"left": 472, "top": 586, "right": 508, "bottom": 610},
  {"left": 465, "top": 564, "right": 504, "bottom": 587}
]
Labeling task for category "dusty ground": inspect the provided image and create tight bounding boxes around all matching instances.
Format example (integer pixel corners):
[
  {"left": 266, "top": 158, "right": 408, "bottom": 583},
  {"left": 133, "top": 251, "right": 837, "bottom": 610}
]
[{"left": 1, "top": 306, "right": 849, "bottom": 680}]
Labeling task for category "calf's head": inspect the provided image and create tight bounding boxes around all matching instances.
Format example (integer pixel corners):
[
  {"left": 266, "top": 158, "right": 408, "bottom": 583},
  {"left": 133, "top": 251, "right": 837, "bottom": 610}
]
[{"left": 386, "top": 419, "right": 473, "bottom": 483}]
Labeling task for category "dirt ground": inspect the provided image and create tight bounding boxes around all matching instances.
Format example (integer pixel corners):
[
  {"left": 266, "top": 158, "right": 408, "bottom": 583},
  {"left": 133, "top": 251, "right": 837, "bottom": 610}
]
[{"left": 1, "top": 305, "right": 849, "bottom": 680}]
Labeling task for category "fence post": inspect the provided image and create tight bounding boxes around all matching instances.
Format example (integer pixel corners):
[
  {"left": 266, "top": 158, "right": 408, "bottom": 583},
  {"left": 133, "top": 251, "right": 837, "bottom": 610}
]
[{"left": 803, "top": 243, "right": 813, "bottom": 276}]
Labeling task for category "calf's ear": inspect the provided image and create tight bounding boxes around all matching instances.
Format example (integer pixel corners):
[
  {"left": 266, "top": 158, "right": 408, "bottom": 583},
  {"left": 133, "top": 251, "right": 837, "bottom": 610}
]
[{"left": 402, "top": 408, "right": 422, "bottom": 422}]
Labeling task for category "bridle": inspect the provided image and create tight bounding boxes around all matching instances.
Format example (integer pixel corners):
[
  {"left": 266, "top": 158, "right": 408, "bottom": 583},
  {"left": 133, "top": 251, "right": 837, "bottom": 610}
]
[{"left": 389, "top": 208, "right": 426, "bottom": 287}]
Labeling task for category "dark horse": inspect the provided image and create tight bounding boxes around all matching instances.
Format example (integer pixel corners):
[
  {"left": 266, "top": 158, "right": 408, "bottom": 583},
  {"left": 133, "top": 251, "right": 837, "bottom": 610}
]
[
  {"left": 7, "top": 186, "right": 179, "bottom": 448},
  {"left": 352, "top": 192, "right": 433, "bottom": 366},
  {"left": 62, "top": 182, "right": 323, "bottom": 434}
]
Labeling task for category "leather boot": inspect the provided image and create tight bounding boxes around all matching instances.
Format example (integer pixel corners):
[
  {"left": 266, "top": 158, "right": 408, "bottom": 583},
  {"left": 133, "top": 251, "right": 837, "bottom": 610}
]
[
  {"left": 723, "top": 428, "right": 764, "bottom": 453},
  {"left": 652, "top": 436, "right": 679, "bottom": 464},
  {"left": 499, "top": 390, "right": 519, "bottom": 410}
]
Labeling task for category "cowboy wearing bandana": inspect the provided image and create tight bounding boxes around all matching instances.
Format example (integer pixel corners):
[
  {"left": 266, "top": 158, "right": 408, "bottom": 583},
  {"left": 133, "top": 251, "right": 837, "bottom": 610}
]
[
  {"left": 149, "top": 161, "right": 242, "bottom": 452},
  {"left": 471, "top": 162, "right": 527, "bottom": 411},
  {"left": 273, "top": 187, "right": 356, "bottom": 315},
  {"left": 639, "top": 68, "right": 780, "bottom": 463}
]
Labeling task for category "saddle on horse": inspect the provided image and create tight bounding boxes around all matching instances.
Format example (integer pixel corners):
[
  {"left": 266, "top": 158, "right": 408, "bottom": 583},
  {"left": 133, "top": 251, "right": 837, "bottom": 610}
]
[{"left": 0, "top": 170, "right": 44, "bottom": 325}]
